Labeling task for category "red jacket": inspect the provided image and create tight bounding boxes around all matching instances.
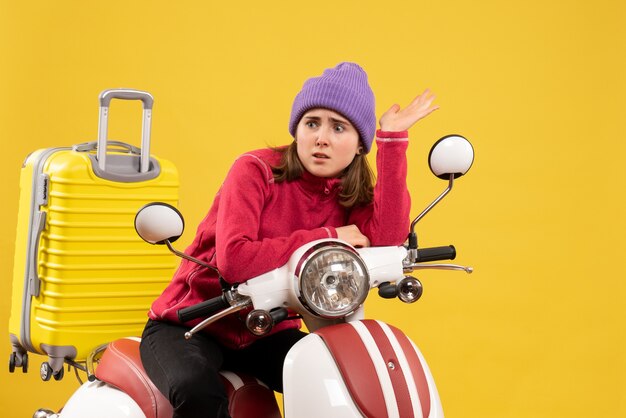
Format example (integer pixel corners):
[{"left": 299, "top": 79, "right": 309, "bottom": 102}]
[{"left": 149, "top": 138, "right": 411, "bottom": 349}]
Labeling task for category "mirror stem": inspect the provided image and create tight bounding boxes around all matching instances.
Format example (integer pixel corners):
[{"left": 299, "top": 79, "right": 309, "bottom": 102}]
[
  {"left": 165, "top": 240, "right": 223, "bottom": 278},
  {"left": 408, "top": 174, "right": 455, "bottom": 262},
  {"left": 410, "top": 173, "right": 455, "bottom": 233}
]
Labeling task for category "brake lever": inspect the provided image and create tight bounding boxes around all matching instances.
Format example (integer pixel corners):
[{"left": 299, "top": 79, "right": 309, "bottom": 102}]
[
  {"left": 184, "top": 297, "right": 252, "bottom": 339},
  {"left": 403, "top": 263, "right": 473, "bottom": 274}
]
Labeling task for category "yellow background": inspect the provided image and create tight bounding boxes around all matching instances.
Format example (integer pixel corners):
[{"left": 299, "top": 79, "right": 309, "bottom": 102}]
[{"left": 1, "top": 1, "right": 624, "bottom": 416}]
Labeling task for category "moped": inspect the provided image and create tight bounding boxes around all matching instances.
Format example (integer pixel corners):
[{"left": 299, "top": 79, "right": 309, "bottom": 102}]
[{"left": 33, "top": 134, "right": 474, "bottom": 418}]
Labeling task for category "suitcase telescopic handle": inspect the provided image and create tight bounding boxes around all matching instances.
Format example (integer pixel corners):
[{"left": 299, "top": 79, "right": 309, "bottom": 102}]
[
  {"left": 99, "top": 89, "right": 154, "bottom": 109},
  {"left": 97, "top": 89, "right": 154, "bottom": 173}
]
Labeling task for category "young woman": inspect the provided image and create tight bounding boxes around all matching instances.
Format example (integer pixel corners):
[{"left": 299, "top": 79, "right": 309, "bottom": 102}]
[{"left": 140, "top": 62, "right": 439, "bottom": 417}]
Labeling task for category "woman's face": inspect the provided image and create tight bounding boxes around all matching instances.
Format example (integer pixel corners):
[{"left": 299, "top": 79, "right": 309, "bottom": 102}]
[{"left": 295, "top": 108, "right": 362, "bottom": 178}]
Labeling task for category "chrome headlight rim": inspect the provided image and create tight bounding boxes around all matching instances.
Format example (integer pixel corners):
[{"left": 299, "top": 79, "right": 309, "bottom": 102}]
[{"left": 294, "top": 241, "right": 370, "bottom": 319}]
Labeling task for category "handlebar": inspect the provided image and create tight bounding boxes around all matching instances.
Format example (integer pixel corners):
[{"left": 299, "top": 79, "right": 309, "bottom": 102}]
[
  {"left": 415, "top": 245, "right": 456, "bottom": 262},
  {"left": 177, "top": 295, "right": 230, "bottom": 323},
  {"left": 176, "top": 244, "right": 461, "bottom": 324}
]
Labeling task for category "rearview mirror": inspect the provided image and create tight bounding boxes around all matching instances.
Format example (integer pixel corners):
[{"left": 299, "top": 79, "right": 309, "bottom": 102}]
[
  {"left": 428, "top": 135, "right": 474, "bottom": 180},
  {"left": 134, "top": 202, "right": 184, "bottom": 244}
]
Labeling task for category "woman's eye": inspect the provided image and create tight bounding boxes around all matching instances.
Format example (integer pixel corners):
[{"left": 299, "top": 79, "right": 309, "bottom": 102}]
[
  {"left": 334, "top": 125, "right": 345, "bottom": 133},
  {"left": 306, "top": 121, "right": 318, "bottom": 128}
]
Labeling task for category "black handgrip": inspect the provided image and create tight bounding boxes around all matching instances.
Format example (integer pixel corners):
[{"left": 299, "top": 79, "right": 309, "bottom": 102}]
[
  {"left": 416, "top": 245, "right": 456, "bottom": 262},
  {"left": 177, "top": 295, "right": 229, "bottom": 323}
]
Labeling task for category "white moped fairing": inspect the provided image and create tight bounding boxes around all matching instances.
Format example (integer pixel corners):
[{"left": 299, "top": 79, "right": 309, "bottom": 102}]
[
  {"left": 57, "top": 380, "right": 146, "bottom": 418},
  {"left": 284, "top": 320, "right": 443, "bottom": 418}
]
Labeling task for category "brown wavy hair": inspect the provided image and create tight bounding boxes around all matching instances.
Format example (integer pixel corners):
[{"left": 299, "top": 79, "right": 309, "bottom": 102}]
[{"left": 271, "top": 142, "right": 375, "bottom": 208}]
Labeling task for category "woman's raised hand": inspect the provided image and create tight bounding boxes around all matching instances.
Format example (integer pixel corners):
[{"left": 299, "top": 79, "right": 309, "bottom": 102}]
[
  {"left": 379, "top": 89, "right": 439, "bottom": 132},
  {"left": 336, "top": 225, "right": 371, "bottom": 248}
]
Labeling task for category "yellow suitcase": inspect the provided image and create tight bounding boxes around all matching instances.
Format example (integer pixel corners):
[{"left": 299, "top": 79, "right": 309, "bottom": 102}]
[{"left": 8, "top": 89, "right": 179, "bottom": 380}]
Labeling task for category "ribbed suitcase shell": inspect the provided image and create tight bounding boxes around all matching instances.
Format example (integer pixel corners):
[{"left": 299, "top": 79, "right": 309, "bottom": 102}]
[
  {"left": 9, "top": 147, "right": 179, "bottom": 368},
  {"left": 9, "top": 90, "right": 179, "bottom": 374}
]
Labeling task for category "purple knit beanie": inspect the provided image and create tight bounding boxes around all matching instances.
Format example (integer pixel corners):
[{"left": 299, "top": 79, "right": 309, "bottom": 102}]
[{"left": 289, "top": 62, "right": 376, "bottom": 153}]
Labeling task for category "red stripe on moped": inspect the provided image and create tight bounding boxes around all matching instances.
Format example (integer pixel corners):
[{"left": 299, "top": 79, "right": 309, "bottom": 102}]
[
  {"left": 315, "top": 323, "right": 388, "bottom": 418},
  {"left": 362, "top": 320, "right": 415, "bottom": 417},
  {"left": 390, "top": 325, "right": 431, "bottom": 418}
]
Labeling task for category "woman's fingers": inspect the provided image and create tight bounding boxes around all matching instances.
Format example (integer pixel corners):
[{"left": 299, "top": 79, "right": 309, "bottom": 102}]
[
  {"left": 379, "top": 89, "right": 439, "bottom": 131},
  {"left": 336, "top": 225, "right": 371, "bottom": 248}
]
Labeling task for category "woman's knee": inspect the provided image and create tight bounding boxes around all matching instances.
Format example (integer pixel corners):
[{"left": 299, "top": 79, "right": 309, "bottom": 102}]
[
  {"left": 169, "top": 369, "right": 230, "bottom": 418},
  {"left": 139, "top": 320, "right": 230, "bottom": 417}
]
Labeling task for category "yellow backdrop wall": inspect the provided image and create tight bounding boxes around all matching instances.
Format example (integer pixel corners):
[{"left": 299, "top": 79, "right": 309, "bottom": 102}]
[{"left": 1, "top": 1, "right": 624, "bottom": 416}]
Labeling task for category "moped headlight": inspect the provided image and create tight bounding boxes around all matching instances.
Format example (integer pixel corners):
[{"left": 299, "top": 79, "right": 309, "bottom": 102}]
[{"left": 295, "top": 243, "right": 370, "bottom": 318}]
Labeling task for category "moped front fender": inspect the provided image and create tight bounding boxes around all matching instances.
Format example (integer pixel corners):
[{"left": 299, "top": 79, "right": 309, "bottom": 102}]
[{"left": 283, "top": 319, "right": 443, "bottom": 418}]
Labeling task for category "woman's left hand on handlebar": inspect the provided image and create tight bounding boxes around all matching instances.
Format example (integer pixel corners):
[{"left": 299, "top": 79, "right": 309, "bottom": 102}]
[{"left": 379, "top": 89, "right": 439, "bottom": 132}]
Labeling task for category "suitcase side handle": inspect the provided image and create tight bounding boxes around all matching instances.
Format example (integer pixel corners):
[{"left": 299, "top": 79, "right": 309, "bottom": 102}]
[
  {"left": 73, "top": 140, "right": 141, "bottom": 155},
  {"left": 97, "top": 89, "right": 153, "bottom": 174},
  {"left": 28, "top": 210, "right": 46, "bottom": 297}
]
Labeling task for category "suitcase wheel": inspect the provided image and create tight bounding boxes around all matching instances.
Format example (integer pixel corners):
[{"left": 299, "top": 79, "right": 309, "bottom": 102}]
[
  {"left": 8, "top": 352, "right": 28, "bottom": 373},
  {"left": 40, "top": 361, "right": 64, "bottom": 381},
  {"left": 53, "top": 366, "right": 64, "bottom": 381},
  {"left": 22, "top": 352, "right": 28, "bottom": 373},
  {"left": 40, "top": 362, "right": 52, "bottom": 381},
  {"left": 8, "top": 352, "right": 15, "bottom": 373}
]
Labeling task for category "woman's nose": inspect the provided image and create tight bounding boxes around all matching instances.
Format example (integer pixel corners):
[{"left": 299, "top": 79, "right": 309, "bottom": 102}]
[{"left": 315, "top": 127, "right": 330, "bottom": 146}]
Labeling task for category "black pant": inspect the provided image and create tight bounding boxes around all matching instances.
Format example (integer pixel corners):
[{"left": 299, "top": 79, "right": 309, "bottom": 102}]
[{"left": 140, "top": 319, "right": 307, "bottom": 418}]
